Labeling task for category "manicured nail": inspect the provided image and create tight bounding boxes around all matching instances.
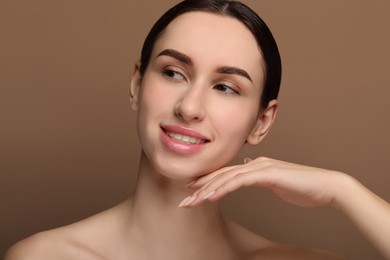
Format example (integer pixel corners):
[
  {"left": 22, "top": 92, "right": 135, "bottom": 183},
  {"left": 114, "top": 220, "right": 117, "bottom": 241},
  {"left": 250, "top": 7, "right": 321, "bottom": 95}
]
[
  {"left": 184, "top": 195, "right": 197, "bottom": 206},
  {"left": 178, "top": 196, "right": 191, "bottom": 207},
  {"left": 178, "top": 195, "right": 197, "bottom": 208},
  {"left": 202, "top": 191, "right": 216, "bottom": 200}
]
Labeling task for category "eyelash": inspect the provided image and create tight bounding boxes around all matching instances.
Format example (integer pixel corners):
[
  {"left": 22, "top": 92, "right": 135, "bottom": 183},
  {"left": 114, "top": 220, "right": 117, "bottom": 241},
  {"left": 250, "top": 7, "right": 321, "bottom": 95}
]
[
  {"left": 162, "top": 68, "right": 186, "bottom": 81},
  {"left": 213, "top": 83, "right": 240, "bottom": 95},
  {"left": 161, "top": 67, "right": 240, "bottom": 95}
]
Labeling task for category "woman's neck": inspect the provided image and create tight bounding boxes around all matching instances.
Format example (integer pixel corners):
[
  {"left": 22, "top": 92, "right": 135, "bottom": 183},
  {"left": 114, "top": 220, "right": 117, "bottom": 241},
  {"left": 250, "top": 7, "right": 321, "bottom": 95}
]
[{"left": 121, "top": 152, "right": 237, "bottom": 259}]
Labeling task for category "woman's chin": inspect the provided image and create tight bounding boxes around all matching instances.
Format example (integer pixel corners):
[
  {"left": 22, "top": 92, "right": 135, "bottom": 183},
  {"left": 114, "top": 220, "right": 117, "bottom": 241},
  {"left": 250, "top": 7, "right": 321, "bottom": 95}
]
[{"left": 155, "top": 165, "right": 206, "bottom": 182}]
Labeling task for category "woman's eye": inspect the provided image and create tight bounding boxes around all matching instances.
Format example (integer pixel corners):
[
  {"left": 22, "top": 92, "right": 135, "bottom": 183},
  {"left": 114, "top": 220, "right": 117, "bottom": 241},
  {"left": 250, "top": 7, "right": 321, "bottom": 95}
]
[
  {"left": 214, "top": 84, "right": 239, "bottom": 95},
  {"left": 162, "top": 68, "right": 185, "bottom": 81}
]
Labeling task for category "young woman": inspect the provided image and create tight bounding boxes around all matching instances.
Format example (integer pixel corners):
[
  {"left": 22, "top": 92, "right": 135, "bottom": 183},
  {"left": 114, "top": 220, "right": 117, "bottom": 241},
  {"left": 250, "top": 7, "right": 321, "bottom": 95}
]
[{"left": 5, "top": 0, "right": 390, "bottom": 259}]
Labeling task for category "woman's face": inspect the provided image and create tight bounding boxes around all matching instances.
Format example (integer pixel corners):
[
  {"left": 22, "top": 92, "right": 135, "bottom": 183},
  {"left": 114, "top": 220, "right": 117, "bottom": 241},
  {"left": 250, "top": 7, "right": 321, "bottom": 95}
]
[{"left": 131, "top": 11, "right": 270, "bottom": 180}]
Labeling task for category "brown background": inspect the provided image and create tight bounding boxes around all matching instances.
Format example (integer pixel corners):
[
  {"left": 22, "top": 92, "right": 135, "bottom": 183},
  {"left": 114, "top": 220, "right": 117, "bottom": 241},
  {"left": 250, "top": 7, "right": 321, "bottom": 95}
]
[{"left": 1, "top": 0, "right": 389, "bottom": 259}]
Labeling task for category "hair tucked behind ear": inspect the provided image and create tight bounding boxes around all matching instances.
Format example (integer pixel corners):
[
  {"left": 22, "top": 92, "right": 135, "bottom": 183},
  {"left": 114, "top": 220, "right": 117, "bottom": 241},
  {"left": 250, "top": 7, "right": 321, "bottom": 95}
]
[{"left": 139, "top": 0, "right": 282, "bottom": 109}]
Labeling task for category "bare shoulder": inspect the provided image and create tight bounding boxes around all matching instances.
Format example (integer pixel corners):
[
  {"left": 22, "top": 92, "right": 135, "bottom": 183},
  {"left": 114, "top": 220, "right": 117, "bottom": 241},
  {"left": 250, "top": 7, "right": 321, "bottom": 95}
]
[
  {"left": 4, "top": 203, "right": 126, "bottom": 260},
  {"left": 4, "top": 231, "right": 52, "bottom": 260},
  {"left": 225, "top": 219, "right": 343, "bottom": 260},
  {"left": 4, "top": 228, "right": 107, "bottom": 260},
  {"left": 254, "top": 244, "right": 344, "bottom": 260}
]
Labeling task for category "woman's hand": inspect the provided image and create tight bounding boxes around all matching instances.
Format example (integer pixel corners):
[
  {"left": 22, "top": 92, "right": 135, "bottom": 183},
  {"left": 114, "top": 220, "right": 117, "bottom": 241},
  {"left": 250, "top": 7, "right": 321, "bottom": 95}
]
[
  {"left": 179, "top": 157, "right": 343, "bottom": 208},
  {"left": 179, "top": 157, "right": 390, "bottom": 259}
]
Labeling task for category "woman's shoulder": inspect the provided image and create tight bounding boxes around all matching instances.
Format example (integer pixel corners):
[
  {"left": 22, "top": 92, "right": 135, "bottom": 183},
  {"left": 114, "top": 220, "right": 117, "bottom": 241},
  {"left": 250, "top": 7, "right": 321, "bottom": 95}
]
[
  {"left": 253, "top": 244, "right": 344, "bottom": 260},
  {"left": 4, "top": 204, "right": 125, "bottom": 260},
  {"left": 225, "top": 219, "right": 343, "bottom": 259},
  {"left": 4, "top": 228, "right": 106, "bottom": 260}
]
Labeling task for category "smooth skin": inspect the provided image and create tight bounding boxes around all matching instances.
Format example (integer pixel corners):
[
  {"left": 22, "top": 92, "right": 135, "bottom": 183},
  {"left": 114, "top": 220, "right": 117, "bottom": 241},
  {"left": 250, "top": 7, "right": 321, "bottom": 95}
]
[{"left": 5, "top": 11, "right": 389, "bottom": 260}]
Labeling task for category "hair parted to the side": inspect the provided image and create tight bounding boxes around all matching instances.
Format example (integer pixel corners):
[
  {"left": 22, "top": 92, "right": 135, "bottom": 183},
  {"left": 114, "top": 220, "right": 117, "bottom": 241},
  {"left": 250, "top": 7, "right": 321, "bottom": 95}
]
[{"left": 139, "top": 0, "right": 282, "bottom": 109}]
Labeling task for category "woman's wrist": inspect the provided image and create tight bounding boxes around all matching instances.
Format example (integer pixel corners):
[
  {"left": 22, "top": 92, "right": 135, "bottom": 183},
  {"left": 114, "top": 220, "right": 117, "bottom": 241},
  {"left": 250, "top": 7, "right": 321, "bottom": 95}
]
[{"left": 328, "top": 171, "right": 360, "bottom": 211}]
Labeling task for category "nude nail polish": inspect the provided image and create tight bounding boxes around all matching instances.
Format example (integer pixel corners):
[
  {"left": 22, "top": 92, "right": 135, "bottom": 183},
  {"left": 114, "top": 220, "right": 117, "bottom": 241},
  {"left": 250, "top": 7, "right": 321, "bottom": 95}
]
[
  {"left": 203, "top": 191, "right": 216, "bottom": 200},
  {"left": 178, "top": 196, "right": 191, "bottom": 208},
  {"left": 183, "top": 195, "right": 197, "bottom": 207}
]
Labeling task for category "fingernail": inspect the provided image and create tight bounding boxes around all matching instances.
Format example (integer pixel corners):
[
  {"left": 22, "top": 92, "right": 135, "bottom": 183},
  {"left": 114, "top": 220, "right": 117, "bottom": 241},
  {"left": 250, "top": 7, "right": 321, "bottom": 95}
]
[
  {"left": 178, "top": 195, "right": 197, "bottom": 208},
  {"left": 202, "top": 191, "right": 216, "bottom": 200},
  {"left": 184, "top": 195, "right": 197, "bottom": 206},
  {"left": 178, "top": 196, "right": 191, "bottom": 208}
]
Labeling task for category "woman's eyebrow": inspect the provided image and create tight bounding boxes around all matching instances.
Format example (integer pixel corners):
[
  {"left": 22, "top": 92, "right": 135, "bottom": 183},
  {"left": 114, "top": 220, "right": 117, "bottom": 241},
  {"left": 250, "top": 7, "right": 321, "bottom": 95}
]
[
  {"left": 156, "top": 48, "right": 252, "bottom": 82},
  {"left": 216, "top": 66, "right": 253, "bottom": 83},
  {"left": 157, "top": 49, "right": 193, "bottom": 65}
]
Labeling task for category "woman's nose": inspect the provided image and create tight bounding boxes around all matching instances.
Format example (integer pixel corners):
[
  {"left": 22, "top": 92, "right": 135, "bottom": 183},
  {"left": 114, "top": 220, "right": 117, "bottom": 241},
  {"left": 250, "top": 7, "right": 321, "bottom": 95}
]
[{"left": 174, "top": 86, "right": 206, "bottom": 122}]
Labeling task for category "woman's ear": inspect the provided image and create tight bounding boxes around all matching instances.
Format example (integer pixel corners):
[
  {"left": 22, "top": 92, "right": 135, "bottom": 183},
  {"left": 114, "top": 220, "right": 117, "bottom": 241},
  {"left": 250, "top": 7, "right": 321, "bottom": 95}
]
[
  {"left": 130, "top": 61, "right": 142, "bottom": 111},
  {"left": 246, "top": 99, "right": 278, "bottom": 145}
]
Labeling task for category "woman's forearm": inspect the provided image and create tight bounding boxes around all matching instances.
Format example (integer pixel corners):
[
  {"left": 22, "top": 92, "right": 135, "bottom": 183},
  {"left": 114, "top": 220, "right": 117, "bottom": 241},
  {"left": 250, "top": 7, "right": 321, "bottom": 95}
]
[{"left": 332, "top": 174, "right": 390, "bottom": 258}]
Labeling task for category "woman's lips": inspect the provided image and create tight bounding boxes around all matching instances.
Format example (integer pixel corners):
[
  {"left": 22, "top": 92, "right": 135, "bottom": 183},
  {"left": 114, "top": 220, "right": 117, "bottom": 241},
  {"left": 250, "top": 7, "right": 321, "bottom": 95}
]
[
  {"left": 160, "top": 125, "right": 210, "bottom": 155},
  {"left": 165, "top": 130, "right": 206, "bottom": 144},
  {"left": 161, "top": 124, "right": 210, "bottom": 141}
]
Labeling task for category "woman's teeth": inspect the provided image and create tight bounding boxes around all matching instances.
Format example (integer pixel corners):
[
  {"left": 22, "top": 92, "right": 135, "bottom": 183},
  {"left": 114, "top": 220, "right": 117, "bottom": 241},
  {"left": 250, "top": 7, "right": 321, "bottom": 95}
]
[{"left": 166, "top": 131, "right": 205, "bottom": 144}]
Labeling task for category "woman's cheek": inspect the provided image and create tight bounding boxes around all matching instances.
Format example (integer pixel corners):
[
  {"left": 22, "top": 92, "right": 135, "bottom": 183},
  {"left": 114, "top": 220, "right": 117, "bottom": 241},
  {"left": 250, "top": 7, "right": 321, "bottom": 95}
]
[{"left": 210, "top": 112, "right": 253, "bottom": 150}]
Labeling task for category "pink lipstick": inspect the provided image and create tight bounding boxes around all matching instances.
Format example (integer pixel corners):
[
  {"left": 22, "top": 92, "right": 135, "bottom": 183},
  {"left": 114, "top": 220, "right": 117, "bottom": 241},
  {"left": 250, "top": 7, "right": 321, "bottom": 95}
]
[{"left": 160, "top": 125, "right": 210, "bottom": 155}]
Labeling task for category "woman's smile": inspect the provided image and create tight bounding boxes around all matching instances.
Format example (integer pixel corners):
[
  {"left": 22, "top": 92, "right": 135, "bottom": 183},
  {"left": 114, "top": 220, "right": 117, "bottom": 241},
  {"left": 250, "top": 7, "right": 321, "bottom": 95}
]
[
  {"left": 166, "top": 132, "right": 205, "bottom": 144},
  {"left": 160, "top": 124, "right": 210, "bottom": 155}
]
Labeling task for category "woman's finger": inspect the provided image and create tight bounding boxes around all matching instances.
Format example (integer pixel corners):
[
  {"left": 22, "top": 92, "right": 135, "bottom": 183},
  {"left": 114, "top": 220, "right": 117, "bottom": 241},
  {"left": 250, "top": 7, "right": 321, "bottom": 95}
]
[
  {"left": 185, "top": 170, "right": 268, "bottom": 207},
  {"left": 187, "top": 165, "right": 237, "bottom": 188},
  {"left": 243, "top": 157, "right": 253, "bottom": 164}
]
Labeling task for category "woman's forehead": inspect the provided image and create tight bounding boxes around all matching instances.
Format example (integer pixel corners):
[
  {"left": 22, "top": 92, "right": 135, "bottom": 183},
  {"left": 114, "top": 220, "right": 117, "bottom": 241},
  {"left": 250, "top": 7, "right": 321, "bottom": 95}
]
[{"left": 152, "top": 12, "right": 264, "bottom": 80}]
